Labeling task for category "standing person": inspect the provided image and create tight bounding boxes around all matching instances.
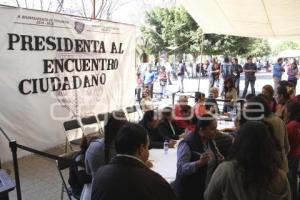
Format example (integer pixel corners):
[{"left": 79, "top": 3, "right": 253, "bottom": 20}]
[
  {"left": 135, "top": 73, "right": 143, "bottom": 103},
  {"left": 158, "top": 66, "right": 168, "bottom": 99},
  {"left": 275, "top": 86, "right": 289, "bottom": 122},
  {"left": 273, "top": 58, "right": 285, "bottom": 94},
  {"left": 205, "top": 121, "right": 291, "bottom": 200},
  {"left": 201, "top": 60, "right": 210, "bottom": 77},
  {"left": 220, "top": 57, "right": 233, "bottom": 96},
  {"left": 232, "top": 58, "right": 243, "bottom": 96},
  {"left": 165, "top": 62, "right": 173, "bottom": 85},
  {"left": 242, "top": 56, "right": 257, "bottom": 98},
  {"left": 287, "top": 61, "right": 299, "bottom": 88},
  {"left": 262, "top": 85, "right": 277, "bottom": 113},
  {"left": 143, "top": 66, "right": 155, "bottom": 98},
  {"left": 265, "top": 60, "right": 271, "bottom": 72},
  {"left": 208, "top": 58, "right": 220, "bottom": 91},
  {"left": 286, "top": 100, "right": 300, "bottom": 200},
  {"left": 91, "top": 123, "right": 177, "bottom": 200},
  {"left": 177, "top": 60, "right": 187, "bottom": 93},
  {"left": 174, "top": 114, "right": 223, "bottom": 200},
  {"left": 247, "top": 96, "right": 290, "bottom": 173},
  {"left": 196, "top": 62, "right": 201, "bottom": 78}
]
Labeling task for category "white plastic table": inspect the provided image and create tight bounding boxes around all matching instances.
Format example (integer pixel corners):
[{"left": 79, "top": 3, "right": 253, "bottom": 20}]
[
  {"left": 149, "top": 148, "right": 177, "bottom": 183},
  {"left": 149, "top": 120, "right": 235, "bottom": 182}
]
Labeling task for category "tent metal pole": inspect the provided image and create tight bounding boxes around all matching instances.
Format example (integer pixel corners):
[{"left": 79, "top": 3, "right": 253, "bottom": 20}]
[{"left": 197, "top": 33, "right": 205, "bottom": 91}]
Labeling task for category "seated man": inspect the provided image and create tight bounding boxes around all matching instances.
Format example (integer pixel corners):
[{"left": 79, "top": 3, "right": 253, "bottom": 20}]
[
  {"left": 91, "top": 123, "right": 177, "bottom": 200},
  {"left": 139, "top": 110, "right": 176, "bottom": 149}
]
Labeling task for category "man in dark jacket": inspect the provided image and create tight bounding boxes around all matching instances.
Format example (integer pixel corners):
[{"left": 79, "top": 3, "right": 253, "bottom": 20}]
[{"left": 91, "top": 123, "right": 177, "bottom": 200}]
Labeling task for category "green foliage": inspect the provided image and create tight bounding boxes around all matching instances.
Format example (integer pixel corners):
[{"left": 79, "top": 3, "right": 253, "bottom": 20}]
[
  {"left": 141, "top": 6, "right": 200, "bottom": 57},
  {"left": 272, "top": 41, "right": 300, "bottom": 55},
  {"left": 141, "top": 7, "right": 271, "bottom": 59},
  {"left": 248, "top": 39, "right": 271, "bottom": 57}
]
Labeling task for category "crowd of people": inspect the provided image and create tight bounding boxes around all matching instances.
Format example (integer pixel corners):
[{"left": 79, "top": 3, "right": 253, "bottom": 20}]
[
  {"left": 66, "top": 75, "right": 300, "bottom": 200},
  {"left": 136, "top": 56, "right": 299, "bottom": 107}
]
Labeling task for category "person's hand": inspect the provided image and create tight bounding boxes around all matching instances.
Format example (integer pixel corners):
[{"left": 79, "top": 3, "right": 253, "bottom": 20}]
[
  {"left": 217, "top": 155, "right": 225, "bottom": 162},
  {"left": 168, "top": 139, "right": 177, "bottom": 148},
  {"left": 179, "top": 132, "right": 187, "bottom": 139},
  {"left": 196, "top": 153, "right": 210, "bottom": 167},
  {"left": 145, "top": 160, "right": 153, "bottom": 168}
]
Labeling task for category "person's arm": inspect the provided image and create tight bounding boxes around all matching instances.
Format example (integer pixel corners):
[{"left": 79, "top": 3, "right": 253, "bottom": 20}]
[
  {"left": 177, "top": 142, "right": 209, "bottom": 176},
  {"left": 243, "top": 64, "right": 254, "bottom": 72},
  {"left": 239, "top": 65, "right": 243, "bottom": 73},
  {"left": 177, "top": 142, "right": 197, "bottom": 176},
  {"left": 207, "top": 64, "right": 212, "bottom": 75},
  {"left": 204, "top": 163, "right": 227, "bottom": 200}
]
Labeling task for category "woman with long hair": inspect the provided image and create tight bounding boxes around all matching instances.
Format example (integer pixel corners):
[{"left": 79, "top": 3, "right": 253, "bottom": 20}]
[
  {"left": 81, "top": 112, "right": 127, "bottom": 200},
  {"left": 275, "top": 86, "right": 289, "bottom": 122},
  {"left": 223, "top": 78, "right": 237, "bottom": 113},
  {"left": 287, "top": 62, "right": 299, "bottom": 88},
  {"left": 205, "top": 121, "right": 290, "bottom": 200},
  {"left": 262, "top": 84, "right": 277, "bottom": 113}
]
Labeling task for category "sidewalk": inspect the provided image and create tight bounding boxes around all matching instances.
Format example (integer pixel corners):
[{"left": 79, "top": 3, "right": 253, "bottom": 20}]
[{"left": 2, "top": 145, "right": 69, "bottom": 200}]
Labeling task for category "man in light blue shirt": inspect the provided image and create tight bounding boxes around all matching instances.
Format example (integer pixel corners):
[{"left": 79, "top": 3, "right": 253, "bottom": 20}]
[
  {"left": 143, "top": 66, "right": 156, "bottom": 98},
  {"left": 273, "top": 58, "right": 285, "bottom": 93}
]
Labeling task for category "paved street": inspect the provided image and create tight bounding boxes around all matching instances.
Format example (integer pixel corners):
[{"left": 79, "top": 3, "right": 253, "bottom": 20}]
[{"left": 151, "top": 71, "right": 300, "bottom": 108}]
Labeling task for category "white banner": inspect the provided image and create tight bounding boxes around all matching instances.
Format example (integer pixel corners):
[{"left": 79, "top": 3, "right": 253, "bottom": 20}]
[{"left": 0, "top": 7, "right": 136, "bottom": 162}]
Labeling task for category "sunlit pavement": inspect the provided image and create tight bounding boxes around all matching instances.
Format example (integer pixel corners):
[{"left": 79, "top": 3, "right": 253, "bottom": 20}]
[{"left": 151, "top": 71, "right": 300, "bottom": 108}]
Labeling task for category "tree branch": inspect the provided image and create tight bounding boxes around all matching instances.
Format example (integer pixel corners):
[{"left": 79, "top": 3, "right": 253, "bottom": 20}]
[
  {"left": 15, "top": 0, "right": 20, "bottom": 7},
  {"left": 55, "top": 0, "right": 64, "bottom": 13},
  {"left": 47, "top": 1, "right": 52, "bottom": 11},
  {"left": 40, "top": 0, "right": 43, "bottom": 10},
  {"left": 81, "top": 0, "right": 87, "bottom": 17},
  {"left": 96, "top": 0, "right": 105, "bottom": 18}
]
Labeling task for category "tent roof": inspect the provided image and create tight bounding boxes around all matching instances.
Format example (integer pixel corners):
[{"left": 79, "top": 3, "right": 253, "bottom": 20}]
[{"left": 180, "top": 0, "right": 300, "bottom": 39}]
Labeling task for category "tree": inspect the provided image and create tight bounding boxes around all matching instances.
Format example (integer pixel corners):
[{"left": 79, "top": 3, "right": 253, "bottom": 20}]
[
  {"left": 3, "top": 0, "right": 133, "bottom": 20},
  {"left": 272, "top": 41, "right": 300, "bottom": 56},
  {"left": 141, "top": 7, "right": 201, "bottom": 59},
  {"left": 249, "top": 39, "right": 271, "bottom": 57},
  {"left": 141, "top": 7, "right": 272, "bottom": 59}
]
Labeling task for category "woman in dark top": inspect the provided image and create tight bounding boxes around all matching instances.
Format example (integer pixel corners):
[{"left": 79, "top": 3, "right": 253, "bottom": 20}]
[
  {"left": 68, "top": 136, "right": 93, "bottom": 198},
  {"left": 158, "top": 107, "right": 185, "bottom": 140}
]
